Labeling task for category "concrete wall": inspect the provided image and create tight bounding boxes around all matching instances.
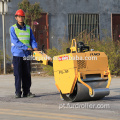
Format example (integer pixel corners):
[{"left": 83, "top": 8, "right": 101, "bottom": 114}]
[{"left": 1, "top": 0, "right": 120, "bottom": 58}]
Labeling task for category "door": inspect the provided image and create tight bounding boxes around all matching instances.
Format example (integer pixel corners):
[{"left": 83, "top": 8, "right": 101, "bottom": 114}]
[
  {"left": 32, "top": 13, "right": 49, "bottom": 50},
  {"left": 112, "top": 14, "right": 120, "bottom": 42}
]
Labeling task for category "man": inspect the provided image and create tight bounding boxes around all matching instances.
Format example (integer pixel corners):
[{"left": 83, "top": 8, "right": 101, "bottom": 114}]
[{"left": 10, "top": 9, "right": 38, "bottom": 98}]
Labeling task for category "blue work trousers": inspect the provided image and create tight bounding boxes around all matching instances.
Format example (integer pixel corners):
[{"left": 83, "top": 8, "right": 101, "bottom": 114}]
[{"left": 13, "top": 56, "right": 31, "bottom": 95}]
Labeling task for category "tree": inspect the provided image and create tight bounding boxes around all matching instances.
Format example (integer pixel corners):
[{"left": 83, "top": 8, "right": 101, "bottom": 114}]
[{"left": 18, "top": 0, "right": 42, "bottom": 30}]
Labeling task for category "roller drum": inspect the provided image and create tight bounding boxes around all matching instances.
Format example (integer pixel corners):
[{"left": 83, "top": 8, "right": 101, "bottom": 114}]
[{"left": 61, "top": 80, "right": 109, "bottom": 102}]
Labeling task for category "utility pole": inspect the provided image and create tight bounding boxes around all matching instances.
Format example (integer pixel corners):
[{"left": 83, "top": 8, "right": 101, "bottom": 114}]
[
  {"left": 2, "top": 0, "right": 6, "bottom": 74},
  {"left": 0, "top": 0, "right": 11, "bottom": 74}
]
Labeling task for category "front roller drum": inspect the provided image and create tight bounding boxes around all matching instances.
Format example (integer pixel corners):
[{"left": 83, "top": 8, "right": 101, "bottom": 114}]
[{"left": 61, "top": 80, "right": 110, "bottom": 102}]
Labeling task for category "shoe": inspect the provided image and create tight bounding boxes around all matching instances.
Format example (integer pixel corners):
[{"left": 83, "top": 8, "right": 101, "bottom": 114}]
[
  {"left": 23, "top": 92, "right": 35, "bottom": 98},
  {"left": 15, "top": 93, "right": 21, "bottom": 98}
]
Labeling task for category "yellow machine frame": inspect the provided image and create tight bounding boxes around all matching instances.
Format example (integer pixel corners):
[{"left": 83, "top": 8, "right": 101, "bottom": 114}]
[
  {"left": 33, "top": 39, "right": 111, "bottom": 97},
  {"left": 53, "top": 39, "right": 111, "bottom": 96}
]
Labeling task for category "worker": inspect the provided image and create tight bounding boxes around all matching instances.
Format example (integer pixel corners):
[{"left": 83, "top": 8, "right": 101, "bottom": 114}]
[{"left": 10, "top": 9, "right": 38, "bottom": 98}]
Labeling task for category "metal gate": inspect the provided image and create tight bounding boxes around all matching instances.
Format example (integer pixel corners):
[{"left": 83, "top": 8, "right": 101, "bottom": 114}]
[{"left": 68, "top": 14, "right": 99, "bottom": 40}]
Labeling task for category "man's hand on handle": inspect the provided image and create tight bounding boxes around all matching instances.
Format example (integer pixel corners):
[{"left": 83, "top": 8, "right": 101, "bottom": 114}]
[
  {"left": 27, "top": 48, "right": 33, "bottom": 51},
  {"left": 27, "top": 48, "right": 38, "bottom": 51},
  {"left": 33, "top": 48, "right": 38, "bottom": 51}
]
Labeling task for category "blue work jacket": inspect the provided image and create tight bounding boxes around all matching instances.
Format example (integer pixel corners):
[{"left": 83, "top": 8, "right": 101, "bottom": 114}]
[{"left": 10, "top": 23, "right": 37, "bottom": 57}]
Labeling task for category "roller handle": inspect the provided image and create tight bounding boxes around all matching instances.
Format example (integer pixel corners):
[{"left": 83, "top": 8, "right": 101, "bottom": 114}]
[
  {"left": 48, "top": 61, "right": 53, "bottom": 67},
  {"left": 90, "top": 88, "right": 110, "bottom": 98}
]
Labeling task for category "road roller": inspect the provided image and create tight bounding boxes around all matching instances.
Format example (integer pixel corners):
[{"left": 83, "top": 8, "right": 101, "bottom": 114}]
[{"left": 33, "top": 39, "right": 111, "bottom": 102}]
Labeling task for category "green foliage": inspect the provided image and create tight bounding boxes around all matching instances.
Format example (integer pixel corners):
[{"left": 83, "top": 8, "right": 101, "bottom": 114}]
[
  {"left": 76, "top": 31, "right": 120, "bottom": 75},
  {"left": 0, "top": 50, "right": 3, "bottom": 63},
  {"left": 0, "top": 50, "right": 12, "bottom": 74},
  {"left": 0, "top": 50, "right": 11, "bottom": 63},
  {"left": 43, "top": 30, "right": 120, "bottom": 76},
  {"left": 18, "top": 0, "right": 42, "bottom": 26},
  {"left": 43, "top": 65, "right": 53, "bottom": 76},
  {"left": 18, "top": 0, "right": 30, "bottom": 12}
]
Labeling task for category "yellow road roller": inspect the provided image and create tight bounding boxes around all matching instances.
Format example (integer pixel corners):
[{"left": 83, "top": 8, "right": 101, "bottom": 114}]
[{"left": 33, "top": 39, "right": 111, "bottom": 102}]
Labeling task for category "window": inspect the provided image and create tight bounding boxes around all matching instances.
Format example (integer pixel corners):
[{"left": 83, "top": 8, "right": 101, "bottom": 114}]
[{"left": 68, "top": 14, "right": 99, "bottom": 40}]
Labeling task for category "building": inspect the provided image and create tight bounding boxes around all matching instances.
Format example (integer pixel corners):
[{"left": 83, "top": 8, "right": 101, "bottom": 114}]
[{"left": 0, "top": 0, "right": 120, "bottom": 58}]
